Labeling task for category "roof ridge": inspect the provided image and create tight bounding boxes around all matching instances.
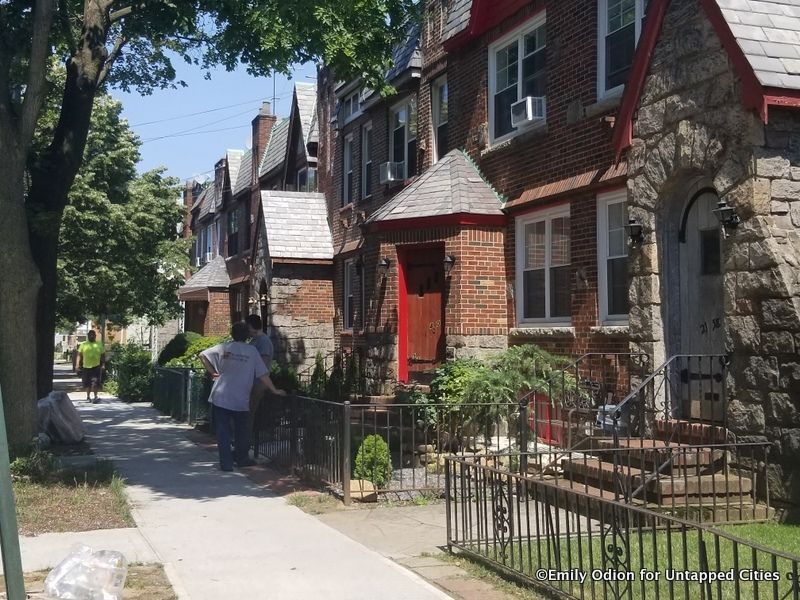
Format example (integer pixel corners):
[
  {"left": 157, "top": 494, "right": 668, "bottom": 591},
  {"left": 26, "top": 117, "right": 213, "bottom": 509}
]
[{"left": 458, "top": 149, "right": 507, "bottom": 204}]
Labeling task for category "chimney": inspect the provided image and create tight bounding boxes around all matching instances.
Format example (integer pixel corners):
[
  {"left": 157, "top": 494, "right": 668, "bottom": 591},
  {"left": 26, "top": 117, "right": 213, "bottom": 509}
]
[
  {"left": 183, "top": 180, "right": 197, "bottom": 239},
  {"left": 251, "top": 101, "right": 276, "bottom": 185}
]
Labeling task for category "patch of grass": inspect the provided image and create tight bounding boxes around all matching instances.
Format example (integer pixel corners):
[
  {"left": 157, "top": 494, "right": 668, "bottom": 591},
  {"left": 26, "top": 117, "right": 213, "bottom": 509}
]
[
  {"left": 0, "top": 563, "right": 176, "bottom": 599},
  {"left": 11, "top": 452, "right": 134, "bottom": 536},
  {"left": 436, "top": 552, "right": 545, "bottom": 599},
  {"left": 287, "top": 492, "right": 342, "bottom": 515}
]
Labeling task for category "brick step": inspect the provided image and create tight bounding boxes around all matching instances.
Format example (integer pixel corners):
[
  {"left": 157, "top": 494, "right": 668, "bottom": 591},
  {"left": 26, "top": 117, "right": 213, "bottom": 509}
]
[
  {"left": 560, "top": 458, "right": 752, "bottom": 498},
  {"left": 654, "top": 418, "right": 729, "bottom": 444},
  {"left": 588, "top": 438, "right": 724, "bottom": 469}
]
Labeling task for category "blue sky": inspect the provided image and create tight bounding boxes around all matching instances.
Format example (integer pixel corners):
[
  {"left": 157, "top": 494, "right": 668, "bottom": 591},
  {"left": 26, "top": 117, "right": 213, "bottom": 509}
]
[{"left": 111, "top": 61, "right": 317, "bottom": 184}]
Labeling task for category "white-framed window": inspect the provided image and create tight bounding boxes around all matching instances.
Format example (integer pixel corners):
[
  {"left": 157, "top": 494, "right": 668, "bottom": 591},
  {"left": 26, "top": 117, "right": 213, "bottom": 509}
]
[
  {"left": 432, "top": 76, "right": 449, "bottom": 162},
  {"left": 343, "top": 259, "right": 356, "bottom": 330},
  {"left": 341, "top": 90, "right": 361, "bottom": 124},
  {"left": 205, "top": 223, "right": 214, "bottom": 262},
  {"left": 227, "top": 207, "right": 240, "bottom": 256},
  {"left": 343, "top": 134, "right": 354, "bottom": 205},
  {"left": 598, "top": 0, "right": 649, "bottom": 99},
  {"left": 488, "top": 13, "right": 547, "bottom": 145},
  {"left": 597, "top": 190, "right": 630, "bottom": 322},
  {"left": 515, "top": 205, "right": 571, "bottom": 324},
  {"left": 297, "top": 167, "right": 317, "bottom": 192},
  {"left": 390, "top": 97, "right": 418, "bottom": 179},
  {"left": 361, "top": 123, "right": 372, "bottom": 199}
]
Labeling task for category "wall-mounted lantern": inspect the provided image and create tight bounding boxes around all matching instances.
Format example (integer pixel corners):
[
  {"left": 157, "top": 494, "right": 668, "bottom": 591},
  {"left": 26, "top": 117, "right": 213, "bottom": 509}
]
[
  {"left": 624, "top": 218, "right": 644, "bottom": 246},
  {"left": 712, "top": 199, "right": 741, "bottom": 231},
  {"left": 443, "top": 254, "right": 456, "bottom": 276},
  {"left": 377, "top": 257, "right": 391, "bottom": 278}
]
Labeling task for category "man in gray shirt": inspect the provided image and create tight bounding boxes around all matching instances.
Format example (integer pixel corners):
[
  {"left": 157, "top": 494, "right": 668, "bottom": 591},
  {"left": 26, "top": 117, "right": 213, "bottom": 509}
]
[{"left": 201, "top": 322, "right": 285, "bottom": 471}]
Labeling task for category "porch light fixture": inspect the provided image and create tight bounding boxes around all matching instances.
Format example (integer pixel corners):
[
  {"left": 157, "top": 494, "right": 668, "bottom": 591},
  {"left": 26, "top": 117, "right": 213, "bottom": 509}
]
[
  {"left": 377, "top": 257, "right": 391, "bottom": 278},
  {"left": 624, "top": 218, "right": 644, "bottom": 246},
  {"left": 712, "top": 199, "right": 740, "bottom": 231},
  {"left": 443, "top": 254, "right": 456, "bottom": 275}
]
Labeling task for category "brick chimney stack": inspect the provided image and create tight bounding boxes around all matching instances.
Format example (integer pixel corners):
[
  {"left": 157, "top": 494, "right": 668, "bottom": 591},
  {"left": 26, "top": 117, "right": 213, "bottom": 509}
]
[
  {"left": 182, "top": 180, "right": 197, "bottom": 239},
  {"left": 251, "top": 101, "right": 276, "bottom": 185}
]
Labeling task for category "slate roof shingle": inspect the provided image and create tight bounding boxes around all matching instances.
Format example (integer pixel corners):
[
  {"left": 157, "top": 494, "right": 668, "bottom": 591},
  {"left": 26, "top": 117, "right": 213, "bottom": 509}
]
[
  {"left": 261, "top": 191, "right": 333, "bottom": 260},
  {"left": 718, "top": 0, "right": 800, "bottom": 89},
  {"left": 179, "top": 256, "right": 230, "bottom": 293},
  {"left": 366, "top": 150, "right": 503, "bottom": 223},
  {"left": 387, "top": 24, "right": 422, "bottom": 82},
  {"left": 294, "top": 82, "right": 318, "bottom": 155},
  {"left": 233, "top": 150, "right": 253, "bottom": 196},
  {"left": 259, "top": 118, "right": 290, "bottom": 178},
  {"left": 443, "top": 0, "right": 473, "bottom": 42},
  {"left": 226, "top": 149, "right": 244, "bottom": 192}
]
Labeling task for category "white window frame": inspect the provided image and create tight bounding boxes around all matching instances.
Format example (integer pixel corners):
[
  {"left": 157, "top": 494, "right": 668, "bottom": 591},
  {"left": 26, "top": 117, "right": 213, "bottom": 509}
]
[
  {"left": 390, "top": 96, "right": 417, "bottom": 179},
  {"left": 515, "top": 204, "right": 571, "bottom": 326},
  {"left": 597, "top": 189, "right": 630, "bottom": 323},
  {"left": 343, "top": 134, "right": 354, "bottom": 205},
  {"left": 342, "top": 90, "right": 361, "bottom": 125},
  {"left": 205, "top": 223, "right": 214, "bottom": 260},
  {"left": 297, "top": 167, "right": 308, "bottom": 191},
  {"left": 598, "top": 0, "right": 648, "bottom": 100},
  {"left": 488, "top": 12, "right": 547, "bottom": 146},
  {"left": 343, "top": 258, "right": 356, "bottom": 331},
  {"left": 361, "top": 122, "right": 372, "bottom": 199},
  {"left": 432, "top": 76, "right": 448, "bottom": 163}
]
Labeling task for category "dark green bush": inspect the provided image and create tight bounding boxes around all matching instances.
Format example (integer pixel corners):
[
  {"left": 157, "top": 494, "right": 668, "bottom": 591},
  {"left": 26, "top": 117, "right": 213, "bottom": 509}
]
[
  {"left": 113, "top": 342, "right": 154, "bottom": 403},
  {"left": 157, "top": 332, "right": 201, "bottom": 366},
  {"left": 305, "top": 352, "right": 328, "bottom": 399},
  {"left": 164, "top": 335, "right": 225, "bottom": 370},
  {"left": 270, "top": 361, "right": 300, "bottom": 392},
  {"left": 353, "top": 434, "right": 392, "bottom": 488}
]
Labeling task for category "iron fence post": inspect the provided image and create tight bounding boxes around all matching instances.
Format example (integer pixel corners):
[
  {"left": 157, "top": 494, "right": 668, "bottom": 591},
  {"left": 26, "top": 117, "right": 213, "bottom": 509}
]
[
  {"left": 0, "top": 388, "right": 26, "bottom": 600},
  {"left": 444, "top": 457, "right": 452, "bottom": 553},
  {"left": 185, "top": 369, "right": 193, "bottom": 424},
  {"left": 343, "top": 401, "right": 352, "bottom": 506},
  {"left": 290, "top": 396, "right": 299, "bottom": 472},
  {"left": 519, "top": 393, "right": 529, "bottom": 476}
]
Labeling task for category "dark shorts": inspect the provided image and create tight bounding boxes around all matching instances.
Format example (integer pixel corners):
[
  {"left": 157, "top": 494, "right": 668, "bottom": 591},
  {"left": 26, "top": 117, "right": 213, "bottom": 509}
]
[{"left": 82, "top": 366, "right": 102, "bottom": 388}]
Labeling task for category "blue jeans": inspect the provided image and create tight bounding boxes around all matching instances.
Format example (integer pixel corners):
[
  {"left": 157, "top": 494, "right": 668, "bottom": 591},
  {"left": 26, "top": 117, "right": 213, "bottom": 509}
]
[{"left": 212, "top": 404, "right": 249, "bottom": 469}]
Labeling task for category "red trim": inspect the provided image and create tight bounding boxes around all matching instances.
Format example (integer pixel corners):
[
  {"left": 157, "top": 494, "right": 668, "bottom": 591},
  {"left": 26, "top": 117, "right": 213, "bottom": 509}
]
[
  {"left": 764, "top": 87, "right": 800, "bottom": 112},
  {"left": 442, "top": 0, "right": 534, "bottom": 51},
  {"left": 396, "top": 246, "right": 409, "bottom": 383},
  {"left": 612, "top": 0, "right": 671, "bottom": 160},
  {"left": 369, "top": 213, "right": 506, "bottom": 232},
  {"left": 700, "top": 0, "right": 765, "bottom": 119}
]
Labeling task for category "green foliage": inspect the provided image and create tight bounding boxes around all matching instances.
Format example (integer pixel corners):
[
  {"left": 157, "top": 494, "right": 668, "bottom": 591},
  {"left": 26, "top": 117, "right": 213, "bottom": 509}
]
[
  {"left": 353, "top": 435, "right": 392, "bottom": 488},
  {"left": 158, "top": 332, "right": 202, "bottom": 366},
  {"left": 306, "top": 352, "right": 328, "bottom": 399},
  {"left": 270, "top": 362, "right": 300, "bottom": 392},
  {"left": 112, "top": 343, "right": 154, "bottom": 403},
  {"left": 56, "top": 90, "right": 188, "bottom": 327},
  {"left": 430, "top": 358, "right": 484, "bottom": 408},
  {"left": 164, "top": 336, "right": 225, "bottom": 370},
  {"left": 103, "top": 379, "right": 119, "bottom": 396},
  {"left": 10, "top": 450, "right": 56, "bottom": 481}
]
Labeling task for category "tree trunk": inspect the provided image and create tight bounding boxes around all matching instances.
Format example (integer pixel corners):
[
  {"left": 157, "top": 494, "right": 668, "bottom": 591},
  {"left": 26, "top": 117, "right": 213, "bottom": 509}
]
[
  {"left": 31, "top": 232, "right": 60, "bottom": 398},
  {"left": 0, "top": 152, "right": 42, "bottom": 450}
]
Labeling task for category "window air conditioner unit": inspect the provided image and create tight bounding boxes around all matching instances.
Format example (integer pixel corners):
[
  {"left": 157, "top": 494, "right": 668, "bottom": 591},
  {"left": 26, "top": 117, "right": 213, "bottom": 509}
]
[
  {"left": 510, "top": 96, "right": 546, "bottom": 128},
  {"left": 379, "top": 161, "right": 404, "bottom": 185}
]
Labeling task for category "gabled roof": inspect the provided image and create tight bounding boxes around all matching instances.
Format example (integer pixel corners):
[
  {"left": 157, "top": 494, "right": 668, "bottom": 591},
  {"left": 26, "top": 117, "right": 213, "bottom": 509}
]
[
  {"left": 366, "top": 150, "right": 504, "bottom": 224},
  {"left": 179, "top": 256, "right": 230, "bottom": 294},
  {"left": 260, "top": 191, "right": 333, "bottom": 260},
  {"left": 195, "top": 184, "right": 220, "bottom": 220},
  {"left": 232, "top": 150, "right": 252, "bottom": 197},
  {"left": 717, "top": 0, "right": 800, "bottom": 89},
  {"left": 294, "top": 82, "right": 318, "bottom": 155},
  {"left": 386, "top": 24, "right": 422, "bottom": 82},
  {"left": 443, "top": 0, "right": 473, "bottom": 42},
  {"left": 226, "top": 150, "right": 244, "bottom": 191},
  {"left": 614, "top": 0, "right": 800, "bottom": 158},
  {"left": 441, "top": 0, "right": 534, "bottom": 51},
  {"left": 259, "top": 118, "right": 290, "bottom": 178}
]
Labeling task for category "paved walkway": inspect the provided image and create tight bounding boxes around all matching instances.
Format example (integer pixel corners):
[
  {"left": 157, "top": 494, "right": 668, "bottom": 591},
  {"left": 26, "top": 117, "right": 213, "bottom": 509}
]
[{"left": 74, "top": 398, "right": 451, "bottom": 600}]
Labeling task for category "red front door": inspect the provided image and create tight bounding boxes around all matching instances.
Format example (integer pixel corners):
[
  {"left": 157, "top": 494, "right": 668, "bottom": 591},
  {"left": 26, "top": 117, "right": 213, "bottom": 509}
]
[{"left": 404, "top": 247, "right": 445, "bottom": 379}]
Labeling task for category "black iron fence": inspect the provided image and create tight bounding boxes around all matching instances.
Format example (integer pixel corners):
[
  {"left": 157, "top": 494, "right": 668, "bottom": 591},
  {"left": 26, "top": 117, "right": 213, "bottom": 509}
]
[
  {"left": 152, "top": 367, "right": 211, "bottom": 426},
  {"left": 445, "top": 454, "right": 797, "bottom": 600}
]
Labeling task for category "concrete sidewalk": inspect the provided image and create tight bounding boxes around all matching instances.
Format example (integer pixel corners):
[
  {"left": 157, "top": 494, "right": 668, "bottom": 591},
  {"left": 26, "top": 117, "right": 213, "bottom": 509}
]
[{"left": 75, "top": 398, "right": 451, "bottom": 600}]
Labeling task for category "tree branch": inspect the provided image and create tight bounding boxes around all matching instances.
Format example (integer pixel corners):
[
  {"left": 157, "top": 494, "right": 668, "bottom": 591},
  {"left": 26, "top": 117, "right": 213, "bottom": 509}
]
[
  {"left": 20, "top": 0, "right": 55, "bottom": 148},
  {"left": 98, "top": 34, "right": 127, "bottom": 85},
  {"left": 58, "top": 0, "right": 77, "bottom": 56},
  {"left": 110, "top": 2, "right": 147, "bottom": 23}
]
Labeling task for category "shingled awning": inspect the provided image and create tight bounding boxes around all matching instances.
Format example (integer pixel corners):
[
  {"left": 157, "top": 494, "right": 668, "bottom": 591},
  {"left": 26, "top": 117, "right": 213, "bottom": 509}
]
[
  {"left": 366, "top": 149, "right": 503, "bottom": 226},
  {"left": 178, "top": 256, "right": 231, "bottom": 301},
  {"left": 261, "top": 191, "right": 333, "bottom": 261}
]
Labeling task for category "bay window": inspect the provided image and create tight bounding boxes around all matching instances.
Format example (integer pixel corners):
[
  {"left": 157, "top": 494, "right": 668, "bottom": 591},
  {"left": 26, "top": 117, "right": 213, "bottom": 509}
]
[
  {"left": 516, "top": 206, "right": 571, "bottom": 324},
  {"left": 599, "top": 0, "right": 649, "bottom": 98},
  {"left": 489, "top": 13, "right": 547, "bottom": 144},
  {"left": 597, "top": 190, "right": 629, "bottom": 321},
  {"left": 390, "top": 97, "right": 417, "bottom": 178}
]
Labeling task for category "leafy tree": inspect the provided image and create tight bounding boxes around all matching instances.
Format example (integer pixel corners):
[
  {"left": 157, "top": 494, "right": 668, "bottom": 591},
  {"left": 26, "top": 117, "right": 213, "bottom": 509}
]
[{"left": 0, "top": 0, "right": 417, "bottom": 447}]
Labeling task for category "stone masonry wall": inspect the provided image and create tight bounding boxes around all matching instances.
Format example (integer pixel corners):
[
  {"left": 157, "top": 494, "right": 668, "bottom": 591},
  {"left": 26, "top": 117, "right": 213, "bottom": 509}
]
[{"left": 628, "top": 0, "right": 800, "bottom": 502}]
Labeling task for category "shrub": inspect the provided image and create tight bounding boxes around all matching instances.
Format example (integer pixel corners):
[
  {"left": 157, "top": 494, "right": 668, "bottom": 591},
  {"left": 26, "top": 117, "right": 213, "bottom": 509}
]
[
  {"left": 353, "top": 434, "right": 392, "bottom": 488},
  {"left": 305, "top": 352, "right": 328, "bottom": 399},
  {"left": 270, "top": 361, "right": 300, "bottom": 392},
  {"left": 164, "top": 335, "right": 225, "bottom": 370},
  {"left": 113, "top": 343, "right": 154, "bottom": 403},
  {"left": 157, "top": 332, "right": 201, "bottom": 366},
  {"left": 10, "top": 449, "right": 56, "bottom": 481}
]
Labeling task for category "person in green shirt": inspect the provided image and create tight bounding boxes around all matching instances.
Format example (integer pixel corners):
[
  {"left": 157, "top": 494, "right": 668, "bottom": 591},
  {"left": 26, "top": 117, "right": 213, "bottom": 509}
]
[{"left": 74, "top": 330, "right": 105, "bottom": 403}]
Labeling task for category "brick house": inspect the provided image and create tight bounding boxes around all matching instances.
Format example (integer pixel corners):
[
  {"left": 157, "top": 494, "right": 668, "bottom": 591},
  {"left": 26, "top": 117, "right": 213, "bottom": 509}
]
[
  {"left": 318, "top": 0, "right": 652, "bottom": 394},
  {"left": 610, "top": 0, "right": 800, "bottom": 502}
]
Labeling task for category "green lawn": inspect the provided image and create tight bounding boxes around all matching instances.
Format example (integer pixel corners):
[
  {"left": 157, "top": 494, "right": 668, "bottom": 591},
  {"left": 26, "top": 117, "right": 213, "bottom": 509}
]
[{"left": 457, "top": 522, "right": 800, "bottom": 600}]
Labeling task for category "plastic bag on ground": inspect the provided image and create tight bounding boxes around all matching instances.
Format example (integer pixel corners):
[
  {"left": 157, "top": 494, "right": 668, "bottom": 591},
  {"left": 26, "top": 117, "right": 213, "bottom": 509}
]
[
  {"left": 37, "top": 391, "right": 86, "bottom": 444},
  {"left": 44, "top": 544, "right": 128, "bottom": 600}
]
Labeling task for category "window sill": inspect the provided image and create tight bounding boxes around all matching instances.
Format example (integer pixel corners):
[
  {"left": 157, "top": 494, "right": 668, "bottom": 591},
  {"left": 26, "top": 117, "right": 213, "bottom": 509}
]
[
  {"left": 510, "top": 326, "right": 575, "bottom": 338},
  {"left": 590, "top": 324, "right": 629, "bottom": 336},
  {"left": 482, "top": 123, "right": 548, "bottom": 157}
]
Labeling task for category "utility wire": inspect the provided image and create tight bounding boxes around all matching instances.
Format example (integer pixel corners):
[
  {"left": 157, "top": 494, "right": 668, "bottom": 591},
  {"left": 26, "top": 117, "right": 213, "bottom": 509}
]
[
  {"left": 141, "top": 125, "right": 251, "bottom": 144},
  {"left": 142, "top": 106, "right": 257, "bottom": 142}
]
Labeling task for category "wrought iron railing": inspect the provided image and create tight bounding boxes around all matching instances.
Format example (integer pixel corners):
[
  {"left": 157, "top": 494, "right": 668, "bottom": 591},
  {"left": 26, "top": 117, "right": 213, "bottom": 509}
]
[
  {"left": 152, "top": 366, "right": 210, "bottom": 426},
  {"left": 445, "top": 454, "right": 796, "bottom": 600}
]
